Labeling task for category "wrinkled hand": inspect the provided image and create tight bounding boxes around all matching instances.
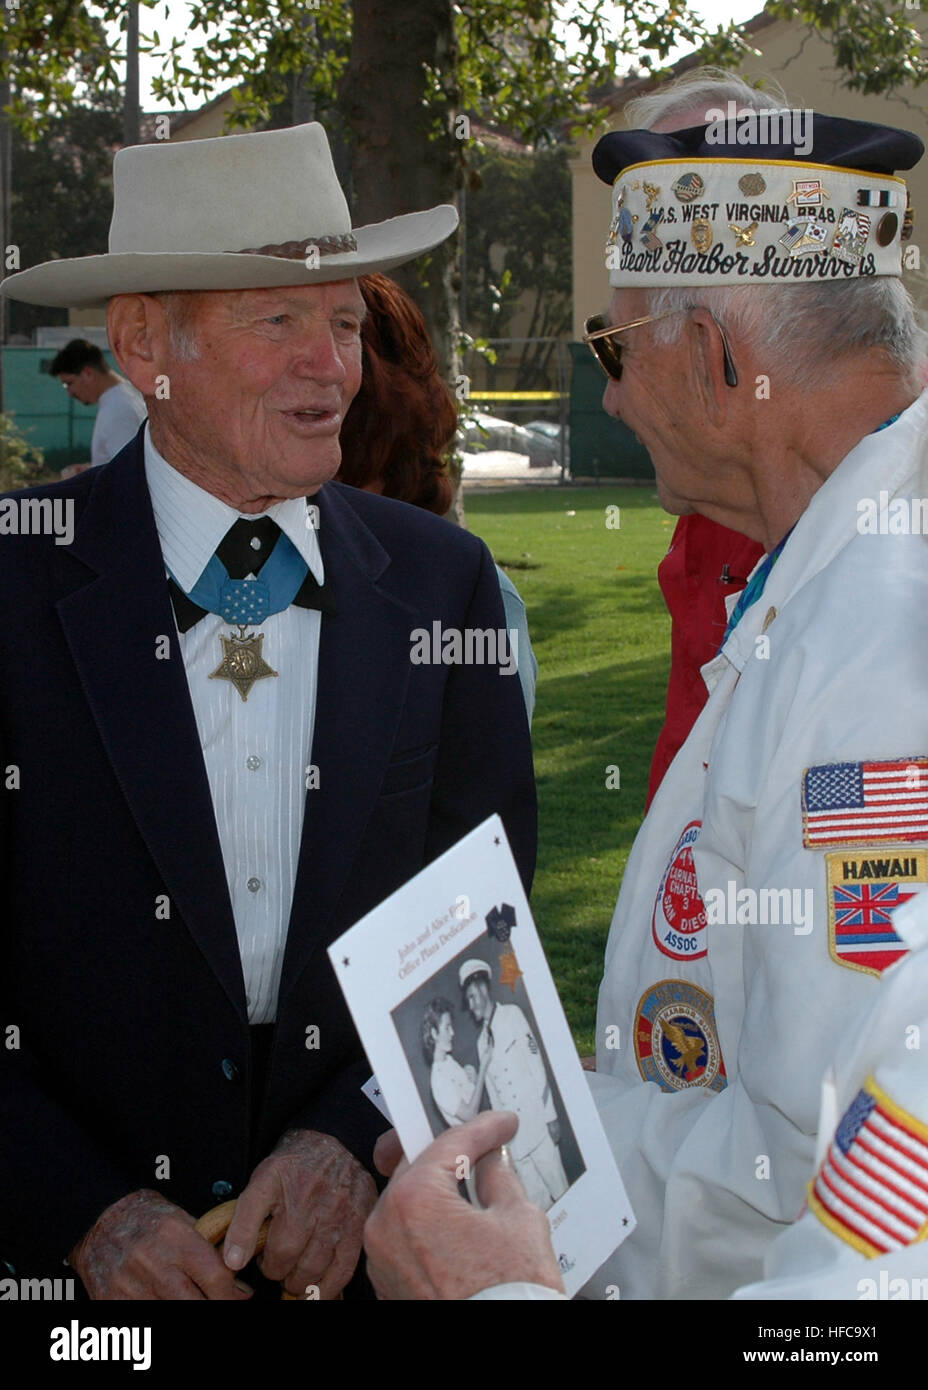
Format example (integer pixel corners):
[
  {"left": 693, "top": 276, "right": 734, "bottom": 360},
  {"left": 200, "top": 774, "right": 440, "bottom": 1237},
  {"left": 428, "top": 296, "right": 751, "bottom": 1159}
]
[
  {"left": 222, "top": 1129, "right": 376, "bottom": 1299},
  {"left": 364, "top": 1110, "right": 564, "bottom": 1300},
  {"left": 69, "top": 1190, "right": 253, "bottom": 1300}
]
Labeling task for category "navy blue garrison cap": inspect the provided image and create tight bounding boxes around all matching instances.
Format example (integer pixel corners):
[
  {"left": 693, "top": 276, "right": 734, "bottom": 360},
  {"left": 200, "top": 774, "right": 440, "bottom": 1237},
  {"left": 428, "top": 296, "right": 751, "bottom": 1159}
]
[
  {"left": 593, "top": 114, "right": 924, "bottom": 186},
  {"left": 594, "top": 111, "right": 921, "bottom": 286}
]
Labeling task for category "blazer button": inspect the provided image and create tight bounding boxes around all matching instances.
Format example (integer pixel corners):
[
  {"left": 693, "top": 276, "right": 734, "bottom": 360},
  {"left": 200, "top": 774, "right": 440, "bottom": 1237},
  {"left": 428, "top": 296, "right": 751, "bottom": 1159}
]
[
  {"left": 211, "top": 1179, "right": 234, "bottom": 1200},
  {"left": 221, "top": 1057, "right": 240, "bottom": 1082}
]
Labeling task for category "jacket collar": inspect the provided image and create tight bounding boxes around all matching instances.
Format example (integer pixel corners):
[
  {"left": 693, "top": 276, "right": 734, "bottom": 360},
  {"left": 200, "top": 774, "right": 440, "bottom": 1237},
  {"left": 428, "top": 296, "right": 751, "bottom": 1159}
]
[{"left": 719, "top": 389, "right": 928, "bottom": 675}]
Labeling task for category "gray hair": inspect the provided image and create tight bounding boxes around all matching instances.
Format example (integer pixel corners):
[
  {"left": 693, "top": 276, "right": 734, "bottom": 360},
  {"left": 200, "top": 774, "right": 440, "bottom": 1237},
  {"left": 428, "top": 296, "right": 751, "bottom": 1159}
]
[
  {"left": 152, "top": 291, "right": 201, "bottom": 362},
  {"left": 647, "top": 280, "right": 927, "bottom": 392},
  {"left": 624, "top": 65, "right": 790, "bottom": 130},
  {"left": 625, "top": 67, "right": 927, "bottom": 389}
]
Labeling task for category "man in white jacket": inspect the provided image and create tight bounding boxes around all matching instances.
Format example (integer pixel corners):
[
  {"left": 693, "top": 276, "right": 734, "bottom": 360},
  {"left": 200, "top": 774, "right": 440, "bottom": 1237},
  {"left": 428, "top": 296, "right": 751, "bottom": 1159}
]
[{"left": 362, "top": 89, "right": 928, "bottom": 1300}]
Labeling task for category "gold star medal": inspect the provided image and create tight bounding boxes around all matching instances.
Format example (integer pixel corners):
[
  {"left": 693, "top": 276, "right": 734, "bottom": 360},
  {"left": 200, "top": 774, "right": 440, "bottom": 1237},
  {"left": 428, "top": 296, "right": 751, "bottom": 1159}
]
[
  {"left": 498, "top": 946, "right": 523, "bottom": 993},
  {"left": 209, "top": 626, "right": 278, "bottom": 701}
]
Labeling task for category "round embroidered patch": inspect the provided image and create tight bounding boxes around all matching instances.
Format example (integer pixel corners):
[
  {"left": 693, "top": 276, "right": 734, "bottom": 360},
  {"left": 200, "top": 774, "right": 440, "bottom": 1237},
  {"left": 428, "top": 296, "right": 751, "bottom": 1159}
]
[
  {"left": 635, "top": 980, "right": 727, "bottom": 1093},
  {"left": 652, "top": 821, "right": 708, "bottom": 960}
]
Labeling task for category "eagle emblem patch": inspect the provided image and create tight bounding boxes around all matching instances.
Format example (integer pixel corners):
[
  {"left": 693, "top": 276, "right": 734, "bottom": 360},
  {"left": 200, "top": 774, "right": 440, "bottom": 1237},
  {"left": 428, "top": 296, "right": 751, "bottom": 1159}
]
[{"left": 634, "top": 980, "right": 726, "bottom": 1094}]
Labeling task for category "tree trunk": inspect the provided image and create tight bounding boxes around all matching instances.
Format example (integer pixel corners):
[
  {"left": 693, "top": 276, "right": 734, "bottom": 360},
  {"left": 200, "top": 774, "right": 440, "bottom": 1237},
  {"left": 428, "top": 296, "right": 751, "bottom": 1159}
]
[
  {"left": 123, "top": 1, "right": 140, "bottom": 147},
  {"left": 0, "top": 58, "right": 9, "bottom": 410},
  {"left": 340, "top": 0, "right": 465, "bottom": 523}
]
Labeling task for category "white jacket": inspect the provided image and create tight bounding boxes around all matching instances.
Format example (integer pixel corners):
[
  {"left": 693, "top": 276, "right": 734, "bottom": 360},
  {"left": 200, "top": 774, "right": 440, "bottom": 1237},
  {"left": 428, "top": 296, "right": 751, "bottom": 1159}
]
[
  {"left": 585, "top": 390, "right": 928, "bottom": 1299},
  {"left": 733, "top": 890, "right": 928, "bottom": 1300},
  {"left": 478, "top": 1003, "right": 556, "bottom": 1159}
]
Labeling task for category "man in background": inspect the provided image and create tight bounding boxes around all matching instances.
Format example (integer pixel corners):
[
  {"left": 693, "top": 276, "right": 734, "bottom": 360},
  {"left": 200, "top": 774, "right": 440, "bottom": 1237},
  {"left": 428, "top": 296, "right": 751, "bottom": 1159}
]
[{"left": 50, "top": 337, "right": 147, "bottom": 465}]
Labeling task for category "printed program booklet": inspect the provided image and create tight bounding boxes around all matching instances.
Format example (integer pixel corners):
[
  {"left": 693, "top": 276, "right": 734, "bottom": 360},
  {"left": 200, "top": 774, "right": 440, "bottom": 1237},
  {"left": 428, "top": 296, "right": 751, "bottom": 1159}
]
[{"left": 329, "top": 814, "right": 635, "bottom": 1296}]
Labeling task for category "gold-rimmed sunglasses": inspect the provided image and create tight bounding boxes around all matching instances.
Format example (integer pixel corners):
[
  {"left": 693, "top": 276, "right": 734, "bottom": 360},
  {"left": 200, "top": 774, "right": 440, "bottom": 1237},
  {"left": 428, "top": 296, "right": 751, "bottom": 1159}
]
[{"left": 583, "top": 309, "right": 738, "bottom": 388}]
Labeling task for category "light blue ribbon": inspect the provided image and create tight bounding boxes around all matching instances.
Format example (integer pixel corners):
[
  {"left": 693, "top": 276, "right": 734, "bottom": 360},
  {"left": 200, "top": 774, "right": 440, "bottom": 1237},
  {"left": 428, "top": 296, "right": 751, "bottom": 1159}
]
[{"left": 181, "top": 530, "right": 308, "bottom": 625}]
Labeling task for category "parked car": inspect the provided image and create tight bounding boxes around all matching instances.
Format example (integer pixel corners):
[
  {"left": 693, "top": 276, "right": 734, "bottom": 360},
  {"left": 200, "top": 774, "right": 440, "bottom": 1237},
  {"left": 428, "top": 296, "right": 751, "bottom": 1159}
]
[
  {"left": 523, "top": 419, "right": 569, "bottom": 467},
  {"left": 457, "top": 412, "right": 535, "bottom": 456},
  {"left": 458, "top": 413, "right": 565, "bottom": 469}
]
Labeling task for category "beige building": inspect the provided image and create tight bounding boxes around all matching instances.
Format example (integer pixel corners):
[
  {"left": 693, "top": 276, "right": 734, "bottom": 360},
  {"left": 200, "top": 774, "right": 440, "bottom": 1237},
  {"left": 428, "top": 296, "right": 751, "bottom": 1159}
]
[{"left": 571, "top": 10, "right": 928, "bottom": 337}]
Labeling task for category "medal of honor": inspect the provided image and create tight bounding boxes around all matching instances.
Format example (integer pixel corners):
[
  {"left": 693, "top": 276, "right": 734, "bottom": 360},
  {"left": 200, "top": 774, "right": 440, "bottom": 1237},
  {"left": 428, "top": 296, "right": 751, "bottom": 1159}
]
[
  {"left": 170, "top": 516, "right": 331, "bottom": 703},
  {"left": 210, "top": 626, "right": 278, "bottom": 701},
  {"left": 207, "top": 575, "right": 278, "bottom": 702}
]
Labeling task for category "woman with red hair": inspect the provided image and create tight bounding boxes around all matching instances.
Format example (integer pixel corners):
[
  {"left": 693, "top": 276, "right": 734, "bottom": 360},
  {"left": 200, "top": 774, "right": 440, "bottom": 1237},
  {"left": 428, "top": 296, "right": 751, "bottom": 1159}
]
[{"left": 338, "top": 273, "right": 537, "bottom": 721}]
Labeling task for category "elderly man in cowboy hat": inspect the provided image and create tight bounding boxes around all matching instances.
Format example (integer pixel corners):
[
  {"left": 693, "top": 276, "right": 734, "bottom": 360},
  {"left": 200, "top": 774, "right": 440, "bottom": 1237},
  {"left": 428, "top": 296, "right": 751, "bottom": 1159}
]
[
  {"left": 0, "top": 123, "right": 536, "bottom": 1300},
  {"left": 362, "top": 92, "right": 928, "bottom": 1300}
]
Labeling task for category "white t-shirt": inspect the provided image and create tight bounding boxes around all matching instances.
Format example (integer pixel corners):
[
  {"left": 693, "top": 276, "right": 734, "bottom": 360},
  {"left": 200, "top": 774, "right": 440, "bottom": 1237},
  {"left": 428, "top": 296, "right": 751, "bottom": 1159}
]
[{"left": 91, "top": 380, "right": 148, "bottom": 465}]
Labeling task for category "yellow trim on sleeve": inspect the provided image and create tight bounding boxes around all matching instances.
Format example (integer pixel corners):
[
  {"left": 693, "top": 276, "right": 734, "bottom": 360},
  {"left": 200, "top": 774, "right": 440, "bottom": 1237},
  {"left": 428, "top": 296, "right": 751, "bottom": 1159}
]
[
  {"left": 807, "top": 1180, "right": 885, "bottom": 1258},
  {"left": 807, "top": 1074, "right": 928, "bottom": 1255},
  {"left": 865, "top": 1072, "right": 928, "bottom": 1150}
]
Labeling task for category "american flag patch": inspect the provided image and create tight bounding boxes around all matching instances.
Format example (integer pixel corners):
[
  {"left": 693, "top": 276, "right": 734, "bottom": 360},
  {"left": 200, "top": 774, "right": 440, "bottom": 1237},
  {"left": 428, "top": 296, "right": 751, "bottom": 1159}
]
[
  {"left": 802, "top": 759, "right": 928, "bottom": 847},
  {"left": 809, "top": 1078, "right": 928, "bottom": 1256}
]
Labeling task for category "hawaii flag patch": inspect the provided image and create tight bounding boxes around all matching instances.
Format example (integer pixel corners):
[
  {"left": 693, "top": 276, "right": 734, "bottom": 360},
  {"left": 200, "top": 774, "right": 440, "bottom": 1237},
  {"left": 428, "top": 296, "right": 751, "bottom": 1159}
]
[
  {"left": 809, "top": 1077, "right": 928, "bottom": 1256},
  {"left": 826, "top": 847, "right": 927, "bottom": 977}
]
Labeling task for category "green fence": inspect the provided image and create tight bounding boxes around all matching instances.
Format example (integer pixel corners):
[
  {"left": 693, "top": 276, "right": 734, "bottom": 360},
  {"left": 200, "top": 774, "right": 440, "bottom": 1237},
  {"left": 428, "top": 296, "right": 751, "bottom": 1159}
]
[
  {"left": 568, "top": 342, "right": 654, "bottom": 480},
  {"left": 1, "top": 347, "right": 116, "bottom": 470},
  {"left": 5, "top": 340, "right": 656, "bottom": 481}
]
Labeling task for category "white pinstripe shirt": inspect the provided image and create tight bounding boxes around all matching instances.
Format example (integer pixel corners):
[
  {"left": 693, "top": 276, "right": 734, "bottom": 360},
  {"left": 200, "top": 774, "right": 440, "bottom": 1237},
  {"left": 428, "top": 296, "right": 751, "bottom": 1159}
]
[{"left": 145, "top": 428, "right": 322, "bottom": 1023}]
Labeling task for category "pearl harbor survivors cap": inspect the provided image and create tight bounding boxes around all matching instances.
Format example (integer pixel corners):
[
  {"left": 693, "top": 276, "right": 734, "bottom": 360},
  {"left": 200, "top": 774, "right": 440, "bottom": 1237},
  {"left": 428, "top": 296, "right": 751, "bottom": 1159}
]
[{"left": 592, "top": 113, "right": 923, "bottom": 288}]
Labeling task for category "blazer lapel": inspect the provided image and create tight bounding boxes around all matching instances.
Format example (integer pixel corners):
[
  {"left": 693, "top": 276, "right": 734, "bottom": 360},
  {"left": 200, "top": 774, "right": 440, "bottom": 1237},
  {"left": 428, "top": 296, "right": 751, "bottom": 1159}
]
[
  {"left": 55, "top": 440, "right": 246, "bottom": 1017},
  {"left": 279, "top": 485, "right": 418, "bottom": 999}
]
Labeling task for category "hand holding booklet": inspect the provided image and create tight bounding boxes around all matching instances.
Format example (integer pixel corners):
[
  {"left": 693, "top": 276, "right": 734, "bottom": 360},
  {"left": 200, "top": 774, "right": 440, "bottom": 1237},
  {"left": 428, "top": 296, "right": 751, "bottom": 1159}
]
[{"left": 329, "top": 814, "right": 635, "bottom": 1297}]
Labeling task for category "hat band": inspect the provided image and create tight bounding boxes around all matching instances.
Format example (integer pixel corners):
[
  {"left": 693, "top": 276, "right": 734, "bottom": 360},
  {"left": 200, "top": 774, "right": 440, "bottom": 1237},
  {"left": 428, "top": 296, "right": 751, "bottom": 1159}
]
[{"left": 234, "top": 233, "right": 359, "bottom": 259}]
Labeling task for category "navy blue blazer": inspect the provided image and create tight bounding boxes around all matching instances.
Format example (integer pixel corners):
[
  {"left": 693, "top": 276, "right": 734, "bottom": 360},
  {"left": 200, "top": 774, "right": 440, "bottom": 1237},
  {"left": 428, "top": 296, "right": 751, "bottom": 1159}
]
[{"left": 0, "top": 432, "right": 536, "bottom": 1276}]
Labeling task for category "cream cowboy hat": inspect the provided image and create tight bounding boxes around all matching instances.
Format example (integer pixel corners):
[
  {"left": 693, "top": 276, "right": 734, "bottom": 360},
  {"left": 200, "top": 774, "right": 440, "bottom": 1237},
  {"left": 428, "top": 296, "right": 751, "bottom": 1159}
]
[{"left": 1, "top": 121, "right": 459, "bottom": 308}]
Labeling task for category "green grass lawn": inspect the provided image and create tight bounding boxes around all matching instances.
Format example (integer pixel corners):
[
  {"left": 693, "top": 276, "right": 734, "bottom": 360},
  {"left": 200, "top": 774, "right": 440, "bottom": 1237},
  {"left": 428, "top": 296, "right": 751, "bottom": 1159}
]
[{"left": 466, "top": 485, "right": 674, "bottom": 1054}]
